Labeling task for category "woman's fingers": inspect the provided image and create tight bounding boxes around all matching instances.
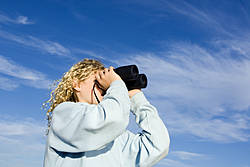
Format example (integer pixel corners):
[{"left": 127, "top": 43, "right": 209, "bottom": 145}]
[
  {"left": 104, "top": 68, "right": 109, "bottom": 74},
  {"left": 99, "top": 70, "right": 105, "bottom": 79},
  {"left": 95, "top": 73, "right": 100, "bottom": 80},
  {"left": 109, "top": 66, "right": 114, "bottom": 71},
  {"left": 110, "top": 67, "right": 115, "bottom": 74},
  {"left": 95, "top": 66, "right": 121, "bottom": 90}
]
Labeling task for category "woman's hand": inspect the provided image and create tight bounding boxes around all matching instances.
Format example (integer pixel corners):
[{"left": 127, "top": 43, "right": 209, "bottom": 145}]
[
  {"left": 95, "top": 66, "right": 122, "bottom": 90},
  {"left": 128, "top": 89, "right": 141, "bottom": 98}
]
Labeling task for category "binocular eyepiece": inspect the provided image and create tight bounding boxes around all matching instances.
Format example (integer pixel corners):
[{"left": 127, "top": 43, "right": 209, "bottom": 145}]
[{"left": 114, "top": 65, "right": 147, "bottom": 90}]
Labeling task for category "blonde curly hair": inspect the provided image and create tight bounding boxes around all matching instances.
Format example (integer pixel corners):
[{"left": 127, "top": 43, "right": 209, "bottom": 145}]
[{"left": 43, "top": 58, "right": 104, "bottom": 131}]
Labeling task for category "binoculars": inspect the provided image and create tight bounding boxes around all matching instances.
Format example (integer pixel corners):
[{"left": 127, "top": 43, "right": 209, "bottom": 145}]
[{"left": 114, "top": 65, "right": 147, "bottom": 90}]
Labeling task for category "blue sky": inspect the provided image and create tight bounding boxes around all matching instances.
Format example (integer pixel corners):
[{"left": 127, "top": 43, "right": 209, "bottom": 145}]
[{"left": 0, "top": 0, "right": 250, "bottom": 166}]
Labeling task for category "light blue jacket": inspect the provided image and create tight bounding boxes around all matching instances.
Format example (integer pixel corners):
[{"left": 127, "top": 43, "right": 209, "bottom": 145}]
[{"left": 44, "top": 80, "right": 170, "bottom": 167}]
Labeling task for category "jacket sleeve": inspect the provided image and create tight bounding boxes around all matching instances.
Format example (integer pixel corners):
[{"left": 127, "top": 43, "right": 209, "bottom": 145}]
[
  {"left": 48, "top": 80, "right": 130, "bottom": 152},
  {"left": 119, "top": 92, "right": 170, "bottom": 167}
]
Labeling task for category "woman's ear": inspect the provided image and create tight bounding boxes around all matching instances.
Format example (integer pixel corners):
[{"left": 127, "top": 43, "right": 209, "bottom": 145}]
[{"left": 72, "top": 79, "right": 81, "bottom": 91}]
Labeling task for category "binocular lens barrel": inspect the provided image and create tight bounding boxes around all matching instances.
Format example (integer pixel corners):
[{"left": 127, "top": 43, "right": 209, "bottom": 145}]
[
  {"left": 114, "top": 65, "right": 139, "bottom": 81},
  {"left": 114, "top": 65, "right": 147, "bottom": 90}
]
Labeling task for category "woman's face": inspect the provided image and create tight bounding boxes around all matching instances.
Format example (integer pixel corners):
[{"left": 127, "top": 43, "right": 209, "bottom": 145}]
[{"left": 76, "top": 73, "right": 105, "bottom": 104}]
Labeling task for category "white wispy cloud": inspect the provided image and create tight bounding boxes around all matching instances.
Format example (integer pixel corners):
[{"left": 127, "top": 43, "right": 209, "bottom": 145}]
[
  {"left": 158, "top": 0, "right": 215, "bottom": 24},
  {"left": 164, "top": 0, "right": 224, "bottom": 31},
  {"left": 214, "top": 38, "right": 250, "bottom": 59},
  {"left": 0, "top": 13, "right": 34, "bottom": 25},
  {"left": 0, "top": 55, "right": 44, "bottom": 80},
  {"left": 0, "top": 135, "right": 19, "bottom": 144},
  {"left": 16, "top": 16, "right": 34, "bottom": 25},
  {"left": 157, "top": 150, "right": 207, "bottom": 167},
  {"left": 166, "top": 110, "right": 250, "bottom": 142},
  {"left": 124, "top": 0, "right": 241, "bottom": 37},
  {"left": 28, "top": 36, "right": 71, "bottom": 57},
  {"left": 118, "top": 40, "right": 250, "bottom": 143},
  {"left": 158, "top": 158, "right": 193, "bottom": 167},
  {"left": 0, "top": 76, "right": 19, "bottom": 90},
  {"left": 73, "top": 48, "right": 106, "bottom": 59},
  {"left": 0, "top": 118, "right": 44, "bottom": 136},
  {"left": 0, "top": 55, "right": 52, "bottom": 90},
  {"left": 0, "top": 13, "right": 13, "bottom": 24},
  {"left": 171, "top": 151, "right": 204, "bottom": 160},
  {"left": 0, "top": 30, "right": 71, "bottom": 57},
  {"left": 0, "top": 115, "right": 45, "bottom": 167}
]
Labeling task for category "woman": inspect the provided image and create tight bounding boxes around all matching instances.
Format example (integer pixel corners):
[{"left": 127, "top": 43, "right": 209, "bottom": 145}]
[{"left": 43, "top": 58, "right": 170, "bottom": 167}]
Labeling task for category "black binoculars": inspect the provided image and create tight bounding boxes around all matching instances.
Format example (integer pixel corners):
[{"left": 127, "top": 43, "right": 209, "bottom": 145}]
[{"left": 114, "top": 65, "right": 147, "bottom": 90}]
